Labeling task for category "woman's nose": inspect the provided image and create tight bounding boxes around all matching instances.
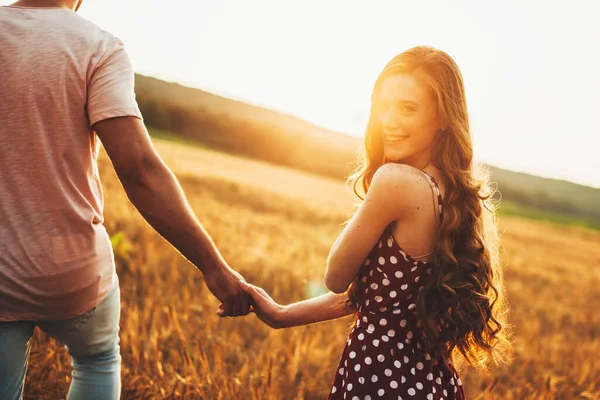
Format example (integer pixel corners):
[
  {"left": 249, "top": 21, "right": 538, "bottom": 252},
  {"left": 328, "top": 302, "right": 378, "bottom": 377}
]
[{"left": 382, "top": 106, "right": 401, "bottom": 129}]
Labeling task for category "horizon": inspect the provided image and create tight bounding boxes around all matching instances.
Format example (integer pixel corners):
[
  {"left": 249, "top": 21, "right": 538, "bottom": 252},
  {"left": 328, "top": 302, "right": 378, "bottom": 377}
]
[
  {"left": 137, "top": 72, "right": 600, "bottom": 190},
  {"left": 2, "top": 0, "right": 599, "bottom": 188}
]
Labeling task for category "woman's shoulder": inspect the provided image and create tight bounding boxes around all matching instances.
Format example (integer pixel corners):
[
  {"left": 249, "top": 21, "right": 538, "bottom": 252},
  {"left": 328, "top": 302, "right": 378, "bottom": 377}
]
[
  {"left": 368, "top": 163, "right": 437, "bottom": 215},
  {"left": 371, "top": 163, "right": 433, "bottom": 193}
]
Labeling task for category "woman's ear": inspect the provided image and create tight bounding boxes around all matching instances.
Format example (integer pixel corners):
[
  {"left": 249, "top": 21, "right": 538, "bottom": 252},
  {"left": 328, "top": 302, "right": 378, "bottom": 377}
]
[{"left": 438, "top": 114, "right": 448, "bottom": 132}]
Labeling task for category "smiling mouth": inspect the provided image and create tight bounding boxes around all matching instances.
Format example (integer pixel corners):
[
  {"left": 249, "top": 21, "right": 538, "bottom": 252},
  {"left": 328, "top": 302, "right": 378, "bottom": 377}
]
[{"left": 384, "top": 134, "right": 409, "bottom": 142}]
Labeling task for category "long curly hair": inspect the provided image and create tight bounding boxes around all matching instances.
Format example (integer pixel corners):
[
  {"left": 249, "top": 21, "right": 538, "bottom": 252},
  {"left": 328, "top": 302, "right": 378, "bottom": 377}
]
[{"left": 346, "top": 46, "right": 512, "bottom": 370}]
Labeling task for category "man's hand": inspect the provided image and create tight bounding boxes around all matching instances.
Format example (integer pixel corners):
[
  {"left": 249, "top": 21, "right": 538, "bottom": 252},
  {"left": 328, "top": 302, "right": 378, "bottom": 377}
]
[
  {"left": 221, "top": 280, "right": 285, "bottom": 328},
  {"left": 204, "top": 266, "right": 251, "bottom": 317}
]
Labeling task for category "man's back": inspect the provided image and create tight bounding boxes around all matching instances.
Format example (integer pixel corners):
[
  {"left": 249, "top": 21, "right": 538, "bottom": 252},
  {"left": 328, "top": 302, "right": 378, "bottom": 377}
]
[{"left": 0, "top": 5, "right": 141, "bottom": 321}]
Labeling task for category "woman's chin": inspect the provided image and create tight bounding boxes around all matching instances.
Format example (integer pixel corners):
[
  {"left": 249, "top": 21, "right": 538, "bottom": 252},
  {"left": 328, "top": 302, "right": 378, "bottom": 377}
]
[{"left": 383, "top": 152, "right": 405, "bottom": 163}]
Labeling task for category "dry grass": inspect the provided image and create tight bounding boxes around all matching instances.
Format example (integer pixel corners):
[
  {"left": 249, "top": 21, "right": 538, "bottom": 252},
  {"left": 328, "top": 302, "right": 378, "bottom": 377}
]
[{"left": 22, "top": 139, "right": 600, "bottom": 399}]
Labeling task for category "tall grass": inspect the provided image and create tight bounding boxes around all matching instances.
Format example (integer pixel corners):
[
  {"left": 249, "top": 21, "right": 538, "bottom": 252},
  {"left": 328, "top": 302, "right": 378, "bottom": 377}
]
[{"left": 22, "top": 140, "right": 600, "bottom": 399}]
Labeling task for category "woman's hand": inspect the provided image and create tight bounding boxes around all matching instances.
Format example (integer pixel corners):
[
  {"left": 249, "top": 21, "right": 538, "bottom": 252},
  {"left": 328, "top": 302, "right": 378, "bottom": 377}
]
[{"left": 217, "top": 281, "right": 286, "bottom": 329}]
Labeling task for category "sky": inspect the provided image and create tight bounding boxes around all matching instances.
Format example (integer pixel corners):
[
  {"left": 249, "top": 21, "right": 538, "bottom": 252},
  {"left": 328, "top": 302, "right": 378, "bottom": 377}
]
[{"left": 3, "top": 0, "right": 599, "bottom": 187}]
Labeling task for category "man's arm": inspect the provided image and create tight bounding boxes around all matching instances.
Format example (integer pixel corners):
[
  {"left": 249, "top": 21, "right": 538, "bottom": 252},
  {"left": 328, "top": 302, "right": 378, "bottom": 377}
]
[{"left": 93, "top": 116, "right": 249, "bottom": 316}]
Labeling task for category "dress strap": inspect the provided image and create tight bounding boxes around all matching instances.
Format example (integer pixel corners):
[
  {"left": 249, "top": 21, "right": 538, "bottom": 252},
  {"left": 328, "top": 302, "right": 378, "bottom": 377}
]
[
  {"left": 405, "top": 171, "right": 444, "bottom": 261},
  {"left": 386, "top": 170, "right": 444, "bottom": 262},
  {"left": 420, "top": 170, "right": 444, "bottom": 224}
]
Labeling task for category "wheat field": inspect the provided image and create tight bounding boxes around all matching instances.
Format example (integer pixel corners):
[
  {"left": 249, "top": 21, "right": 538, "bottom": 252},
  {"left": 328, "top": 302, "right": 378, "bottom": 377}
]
[{"left": 21, "top": 139, "right": 600, "bottom": 399}]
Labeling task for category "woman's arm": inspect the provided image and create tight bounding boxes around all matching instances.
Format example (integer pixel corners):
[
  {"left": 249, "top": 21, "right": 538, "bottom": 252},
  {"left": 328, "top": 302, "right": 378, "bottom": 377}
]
[
  {"left": 325, "top": 164, "right": 419, "bottom": 293},
  {"left": 280, "top": 291, "right": 355, "bottom": 328},
  {"left": 220, "top": 281, "right": 355, "bottom": 329}
]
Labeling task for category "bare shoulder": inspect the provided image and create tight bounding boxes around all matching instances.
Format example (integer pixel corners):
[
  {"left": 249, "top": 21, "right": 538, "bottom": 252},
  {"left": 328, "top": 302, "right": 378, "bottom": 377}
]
[
  {"left": 370, "top": 163, "right": 432, "bottom": 196},
  {"left": 368, "top": 163, "right": 435, "bottom": 216}
]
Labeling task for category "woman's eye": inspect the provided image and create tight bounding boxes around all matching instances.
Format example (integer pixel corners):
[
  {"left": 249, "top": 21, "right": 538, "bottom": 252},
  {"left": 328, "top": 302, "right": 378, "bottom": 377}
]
[
  {"left": 373, "top": 101, "right": 415, "bottom": 114},
  {"left": 399, "top": 106, "right": 415, "bottom": 113}
]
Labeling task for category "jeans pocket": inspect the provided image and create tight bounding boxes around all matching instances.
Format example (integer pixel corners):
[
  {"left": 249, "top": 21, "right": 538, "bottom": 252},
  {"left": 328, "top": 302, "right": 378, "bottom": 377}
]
[{"left": 64, "top": 306, "right": 97, "bottom": 332}]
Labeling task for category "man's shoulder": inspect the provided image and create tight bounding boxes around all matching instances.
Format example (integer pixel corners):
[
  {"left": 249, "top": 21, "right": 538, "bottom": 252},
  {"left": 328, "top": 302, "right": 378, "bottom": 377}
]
[
  {"left": 54, "top": 12, "right": 126, "bottom": 65},
  {"left": 0, "top": 7, "right": 121, "bottom": 47},
  {"left": 66, "top": 12, "right": 121, "bottom": 46}
]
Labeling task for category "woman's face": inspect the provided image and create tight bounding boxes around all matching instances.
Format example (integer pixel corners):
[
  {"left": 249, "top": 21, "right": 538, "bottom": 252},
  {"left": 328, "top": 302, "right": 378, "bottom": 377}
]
[{"left": 374, "top": 73, "right": 443, "bottom": 168}]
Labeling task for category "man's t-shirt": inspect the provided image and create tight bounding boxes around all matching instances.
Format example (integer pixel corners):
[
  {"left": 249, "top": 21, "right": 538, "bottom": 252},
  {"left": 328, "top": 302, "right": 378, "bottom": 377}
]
[{"left": 0, "top": 6, "right": 142, "bottom": 321}]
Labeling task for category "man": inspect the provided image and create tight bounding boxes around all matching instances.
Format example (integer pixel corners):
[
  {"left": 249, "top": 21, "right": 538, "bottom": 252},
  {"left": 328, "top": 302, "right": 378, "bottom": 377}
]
[{"left": 0, "top": 1, "right": 251, "bottom": 398}]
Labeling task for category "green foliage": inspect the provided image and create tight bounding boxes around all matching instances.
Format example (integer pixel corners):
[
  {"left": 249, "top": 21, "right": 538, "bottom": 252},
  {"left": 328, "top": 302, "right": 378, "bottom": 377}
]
[
  {"left": 497, "top": 200, "right": 600, "bottom": 230},
  {"left": 110, "top": 231, "right": 133, "bottom": 260},
  {"left": 490, "top": 168, "right": 600, "bottom": 228}
]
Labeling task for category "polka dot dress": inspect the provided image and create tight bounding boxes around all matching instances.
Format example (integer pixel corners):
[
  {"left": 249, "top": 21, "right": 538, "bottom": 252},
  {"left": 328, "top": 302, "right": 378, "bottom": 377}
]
[{"left": 328, "top": 171, "right": 465, "bottom": 399}]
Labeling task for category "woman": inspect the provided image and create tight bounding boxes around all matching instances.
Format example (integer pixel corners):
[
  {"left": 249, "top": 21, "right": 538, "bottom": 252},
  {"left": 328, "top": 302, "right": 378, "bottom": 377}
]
[{"left": 222, "top": 46, "right": 512, "bottom": 399}]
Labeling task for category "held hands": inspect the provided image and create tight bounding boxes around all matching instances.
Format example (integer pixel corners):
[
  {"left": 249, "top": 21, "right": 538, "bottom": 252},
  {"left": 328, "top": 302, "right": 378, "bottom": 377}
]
[
  {"left": 217, "top": 281, "right": 285, "bottom": 329},
  {"left": 203, "top": 266, "right": 252, "bottom": 317}
]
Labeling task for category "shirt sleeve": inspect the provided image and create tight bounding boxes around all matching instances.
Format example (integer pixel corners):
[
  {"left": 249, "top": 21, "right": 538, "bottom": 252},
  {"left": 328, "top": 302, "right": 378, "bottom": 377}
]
[{"left": 87, "top": 39, "right": 143, "bottom": 126}]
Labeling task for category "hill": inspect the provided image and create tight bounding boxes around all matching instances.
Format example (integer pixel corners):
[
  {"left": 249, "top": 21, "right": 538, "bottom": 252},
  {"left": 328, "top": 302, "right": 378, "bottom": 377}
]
[
  {"left": 134, "top": 74, "right": 359, "bottom": 180},
  {"left": 133, "top": 74, "right": 600, "bottom": 228}
]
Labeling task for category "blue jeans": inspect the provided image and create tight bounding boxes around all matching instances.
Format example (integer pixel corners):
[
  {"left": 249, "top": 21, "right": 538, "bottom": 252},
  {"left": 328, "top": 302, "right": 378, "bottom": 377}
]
[{"left": 0, "top": 280, "right": 121, "bottom": 400}]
